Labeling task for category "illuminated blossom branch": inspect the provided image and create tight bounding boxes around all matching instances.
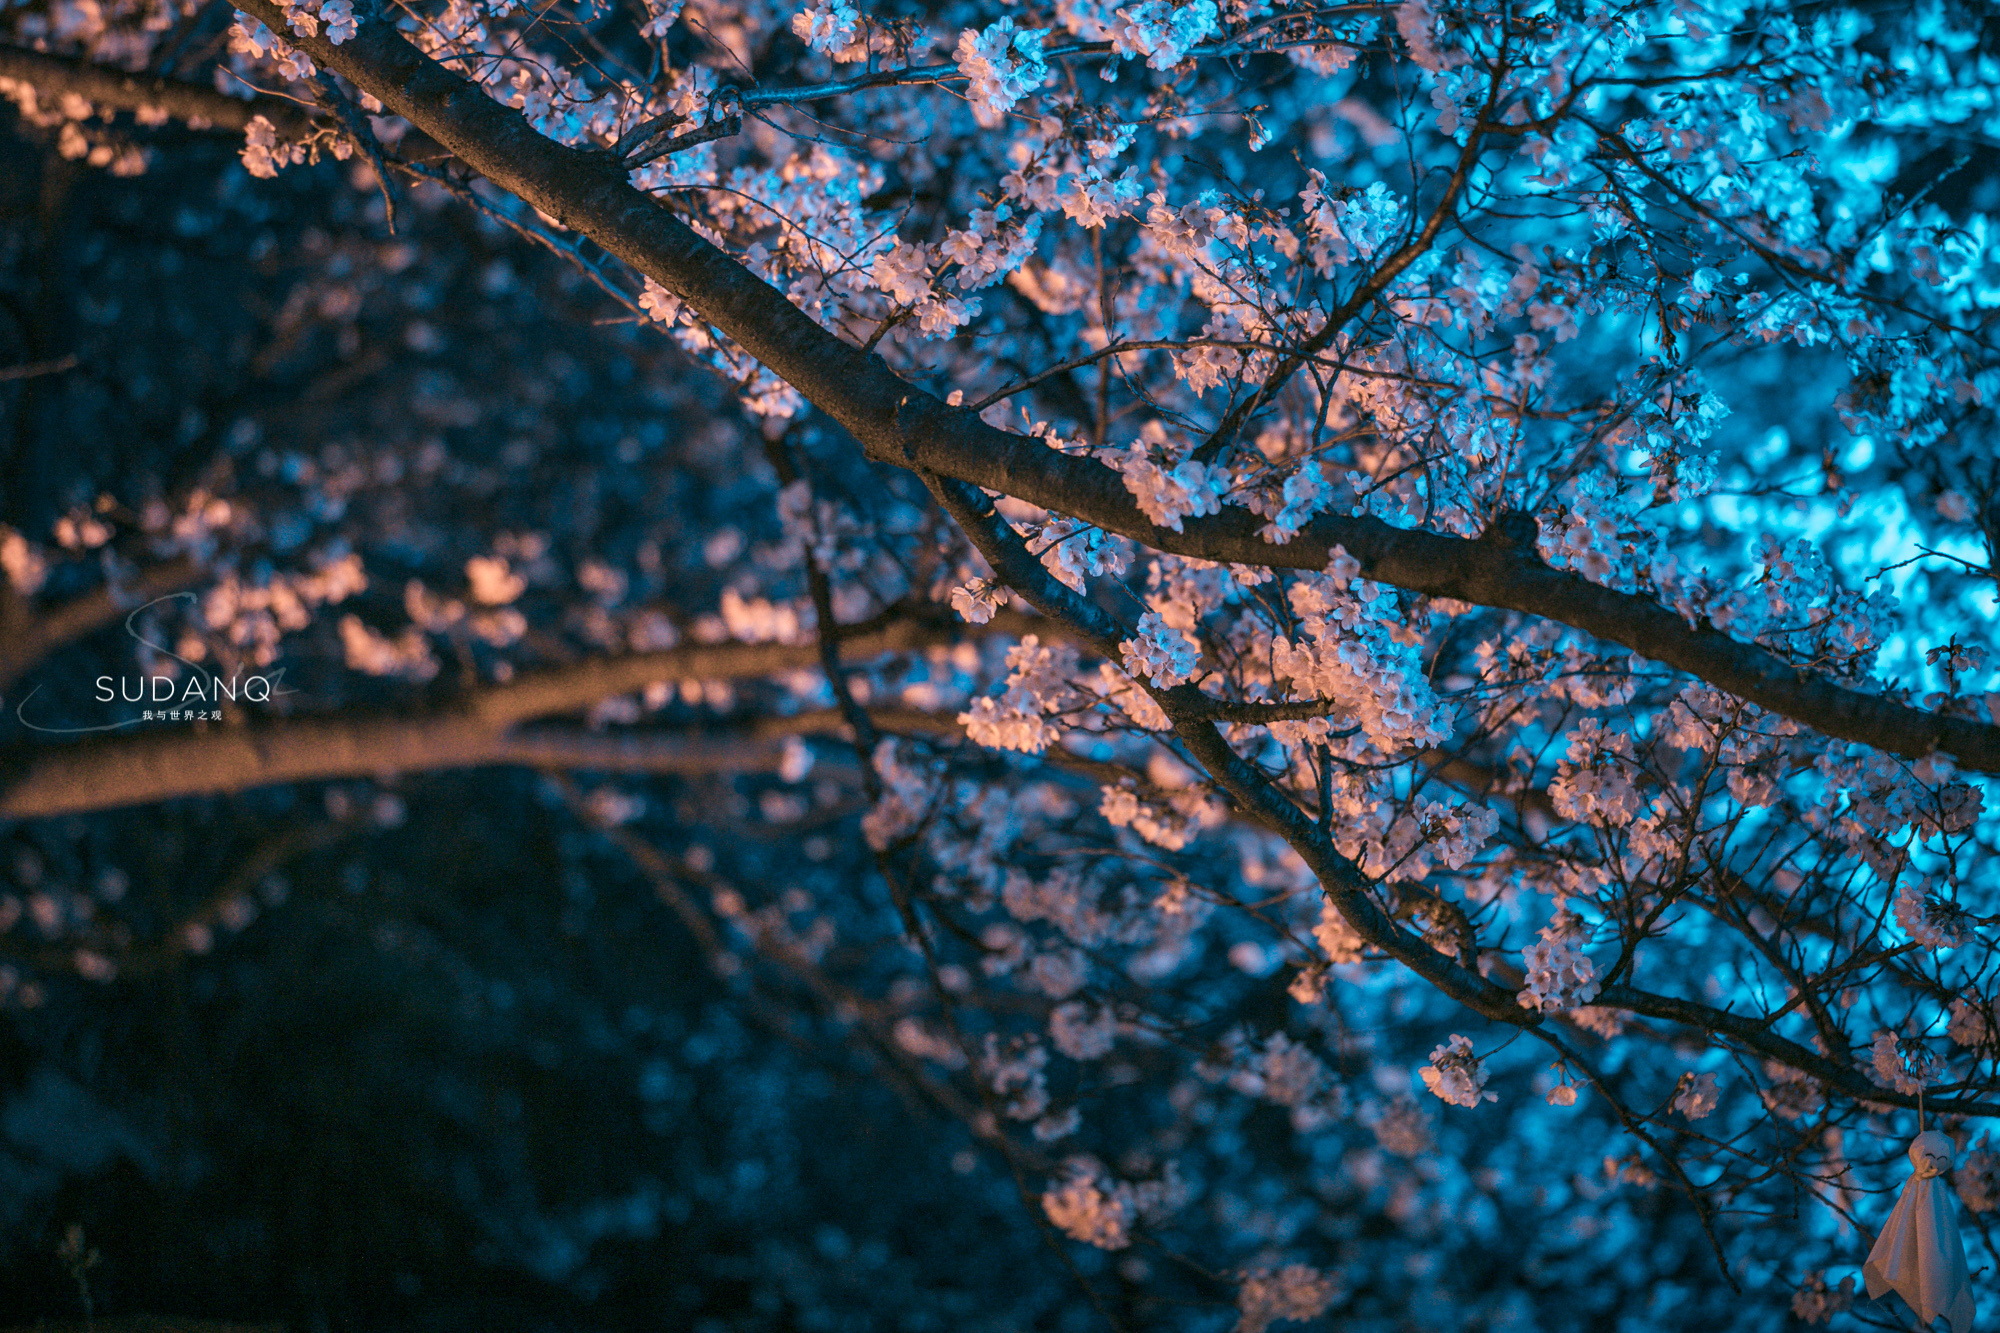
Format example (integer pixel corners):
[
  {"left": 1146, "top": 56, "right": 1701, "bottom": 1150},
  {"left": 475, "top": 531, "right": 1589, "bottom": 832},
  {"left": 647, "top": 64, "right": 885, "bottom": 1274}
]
[
  {"left": 144, "top": 0, "right": 2000, "bottom": 777},
  {"left": 3, "top": 16, "right": 1992, "bottom": 767}
]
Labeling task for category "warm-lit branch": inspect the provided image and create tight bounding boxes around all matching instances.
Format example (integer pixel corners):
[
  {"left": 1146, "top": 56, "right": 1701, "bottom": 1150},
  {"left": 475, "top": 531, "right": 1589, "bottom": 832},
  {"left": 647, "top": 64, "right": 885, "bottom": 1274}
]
[
  {"left": 0, "top": 43, "right": 321, "bottom": 134},
  {"left": 0, "top": 556, "right": 207, "bottom": 695},
  {"left": 0, "top": 611, "right": 1034, "bottom": 817}
]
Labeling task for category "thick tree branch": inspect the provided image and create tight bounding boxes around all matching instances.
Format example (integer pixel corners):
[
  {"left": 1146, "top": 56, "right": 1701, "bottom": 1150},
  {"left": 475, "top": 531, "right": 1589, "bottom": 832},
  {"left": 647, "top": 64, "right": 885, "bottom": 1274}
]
[
  {"left": 0, "top": 612, "right": 1031, "bottom": 817},
  {"left": 0, "top": 708, "right": 729, "bottom": 818},
  {"left": 221, "top": 0, "right": 2000, "bottom": 776}
]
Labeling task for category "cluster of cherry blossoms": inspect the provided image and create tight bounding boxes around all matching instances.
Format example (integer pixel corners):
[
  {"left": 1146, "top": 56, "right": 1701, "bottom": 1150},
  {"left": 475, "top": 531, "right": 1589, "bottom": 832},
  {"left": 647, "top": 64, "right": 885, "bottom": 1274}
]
[
  {"left": 1039, "top": 1155, "right": 1191, "bottom": 1250},
  {"left": 1516, "top": 905, "right": 1601, "bottom": 1014},
  {"left": 1232, "top": 1264, "right": 1341, "bottom": 1333},
  {"left": 954, "top": 18, "right": 1047, "bottom": 122},
  {"left": 1267, "top": 563, "right": 1455, "bottom": 753},
  {"left": 956, "top": 634, "right": 1080, "bottom": 754},
  {"left": 1419, "top": 1034, "right": 1495, "bottom": 1108}
]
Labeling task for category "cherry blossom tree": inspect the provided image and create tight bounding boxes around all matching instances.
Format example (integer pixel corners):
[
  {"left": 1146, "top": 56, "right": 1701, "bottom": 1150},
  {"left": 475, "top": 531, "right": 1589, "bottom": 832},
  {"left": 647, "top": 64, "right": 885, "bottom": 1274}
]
[{"left": 2, "top": 0, "right": 1999, "bottom": 1324}]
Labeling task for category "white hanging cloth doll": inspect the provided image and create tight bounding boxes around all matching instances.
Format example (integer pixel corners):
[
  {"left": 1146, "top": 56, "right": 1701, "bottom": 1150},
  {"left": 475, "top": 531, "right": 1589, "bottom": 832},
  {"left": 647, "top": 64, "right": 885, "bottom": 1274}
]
[{"left": 1864, "top": 1129, "right": 1975, "bottom": 1333}]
